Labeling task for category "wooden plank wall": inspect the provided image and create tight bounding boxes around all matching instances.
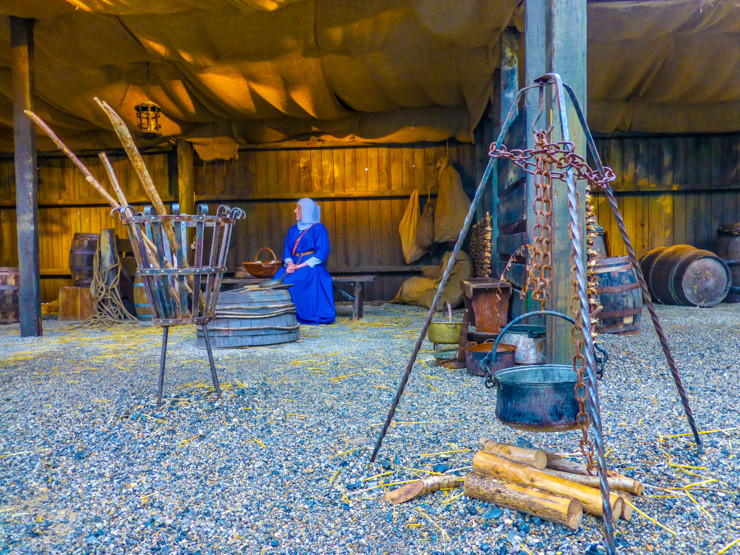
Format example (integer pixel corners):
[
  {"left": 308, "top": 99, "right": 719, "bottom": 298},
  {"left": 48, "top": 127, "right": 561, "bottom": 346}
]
[
  {"left": 594, "top": 133, "right": 740, "bottom": 258},
  {"left": 0, "top": 152, "right": 173, "bottom": 302},
  {"left": 194, "top": 144, "right": 477, "bottom": 300},
  {"left": 0, "top": 144, "right": 476, "bottom": 303}
]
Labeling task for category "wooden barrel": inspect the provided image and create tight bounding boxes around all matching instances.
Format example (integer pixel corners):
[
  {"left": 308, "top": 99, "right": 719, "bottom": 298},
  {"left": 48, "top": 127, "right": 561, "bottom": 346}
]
[
  {"left": 133, "top": 275, "right": 154, "bottom": 321},
  {"left": 648, "top": 244, "right": 731, "bottom": 306},
  {"left": 592, "top": 256, "right": 642, "bottom": 335},
  {"left": 638, "top": 246, "right": 666, "bottom": 301},
  {"left": 196, "top": 287, "right": 300, "bottom": 348},
  {"left": 69, "top": 232, "right": 99, "bottom": 286},
  {"left": 0, "top": 267, "right": 20, "bottom": 325},
  {"left": 591, "top": 225, "right": 609, "bottom": 259},
  {"left": 716, "top": 224, "right": 740, "bottom": 303}
]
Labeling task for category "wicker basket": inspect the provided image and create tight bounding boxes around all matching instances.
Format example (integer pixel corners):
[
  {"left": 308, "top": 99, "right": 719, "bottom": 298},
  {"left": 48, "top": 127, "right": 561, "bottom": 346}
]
[{"left": 242, "top": 247, "right": 282, "bottom": 278}]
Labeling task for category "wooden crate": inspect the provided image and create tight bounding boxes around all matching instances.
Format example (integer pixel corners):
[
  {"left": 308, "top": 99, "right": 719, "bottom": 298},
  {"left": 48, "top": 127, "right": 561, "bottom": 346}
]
[{"left": 58, "top": 286, "right": 93, "bottom": 321}]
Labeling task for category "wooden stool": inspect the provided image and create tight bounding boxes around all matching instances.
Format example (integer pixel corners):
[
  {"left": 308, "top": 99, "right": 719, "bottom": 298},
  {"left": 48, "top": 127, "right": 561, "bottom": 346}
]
[{"left": 458, "top": 278, "right": 512, "bottom": 351}]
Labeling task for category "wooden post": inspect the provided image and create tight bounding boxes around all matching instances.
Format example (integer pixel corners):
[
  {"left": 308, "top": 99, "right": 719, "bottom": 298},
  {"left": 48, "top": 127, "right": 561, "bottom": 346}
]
[
  {"left": 546, "top": 0, "right": 587, "bottom": 363},
  {"left": 176, "top": 139, "right": 195, "bottom": 217},
  {"left": 524, "top": 0, "right": 548, "bottom": 318},
  {"left": 11, "top": 16, "right": 41, "bottom": 337}
]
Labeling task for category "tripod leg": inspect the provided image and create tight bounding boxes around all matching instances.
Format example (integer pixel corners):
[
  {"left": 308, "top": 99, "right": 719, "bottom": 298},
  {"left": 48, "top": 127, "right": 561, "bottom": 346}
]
[
  {"left": 157, "top": 326, "right": 169, "bottom": 408},
  {"left": 201, "top": 324, "right": 222, "bottom": 400}
]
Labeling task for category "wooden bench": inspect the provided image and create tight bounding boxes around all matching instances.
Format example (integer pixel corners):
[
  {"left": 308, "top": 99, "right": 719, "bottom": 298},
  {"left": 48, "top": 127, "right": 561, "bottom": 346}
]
[
  {"left": 222, "top": 273, "right": 376, "bottom": 321},
  {"left": 331, "top": 275, "right": 376, "bottom": 321}
]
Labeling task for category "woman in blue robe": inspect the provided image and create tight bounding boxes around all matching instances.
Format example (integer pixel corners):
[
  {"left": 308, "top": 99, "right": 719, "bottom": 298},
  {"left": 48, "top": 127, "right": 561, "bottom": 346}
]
[{"left": 273, "top": 198, "right": 336, "bottom": 325}]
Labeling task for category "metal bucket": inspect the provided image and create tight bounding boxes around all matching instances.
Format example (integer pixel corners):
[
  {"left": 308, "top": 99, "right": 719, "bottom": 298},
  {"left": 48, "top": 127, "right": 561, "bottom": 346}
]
[
  {"left": 464, "top": 342, "right": 516, "bottom": 377},
  {"left": 492, "top": 365, "right": 584, "bottom": 432},
  {"left": 498, "top": 324, "right": 546, "bottom": 364}
]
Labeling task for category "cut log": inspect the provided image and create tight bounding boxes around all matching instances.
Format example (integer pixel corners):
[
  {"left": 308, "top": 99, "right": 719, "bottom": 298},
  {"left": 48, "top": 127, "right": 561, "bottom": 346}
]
[
  {"left": 479, "top": 439, "right": 547, "bottom": 469},
  {"left": 544, "top": 452, "right": 591, "bottom": 475},
  {"left": 472, "top": 451, "right": 623, "bottom": 521},
  {"left": 539, "top": 467, "right": 643, "bottom": 496},
  {"left": 619, "top": 492, "right": 633, "bottom": 521},
  {"left": 463, "top": 472, "right": 582, "bottom": 530},
  {"left": 382, "top": 474, "right": 462, "bottom": 504}
]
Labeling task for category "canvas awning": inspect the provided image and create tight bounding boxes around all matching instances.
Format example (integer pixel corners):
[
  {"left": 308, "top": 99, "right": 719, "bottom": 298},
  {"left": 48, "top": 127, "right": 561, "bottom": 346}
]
[{"left": 0, "top": 0, "right": 738, "bottom": 155}]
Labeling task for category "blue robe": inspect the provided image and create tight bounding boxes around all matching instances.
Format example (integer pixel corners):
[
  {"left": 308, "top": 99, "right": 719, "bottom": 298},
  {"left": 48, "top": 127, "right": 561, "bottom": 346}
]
[{"left": 274, "top": 223, "right": 335, "bottom": 325}]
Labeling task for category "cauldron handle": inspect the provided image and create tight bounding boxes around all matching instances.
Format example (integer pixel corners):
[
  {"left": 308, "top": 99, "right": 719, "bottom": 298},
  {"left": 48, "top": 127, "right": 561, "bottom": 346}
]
[{"left": 483, "top": 310, "right": 576, "bottom": 389}]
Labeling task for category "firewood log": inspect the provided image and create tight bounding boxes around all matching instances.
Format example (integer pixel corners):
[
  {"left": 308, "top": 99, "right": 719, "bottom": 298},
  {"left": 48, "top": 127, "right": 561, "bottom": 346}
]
[
  {"left": 539, "top": 467, "right": 643, "bottom": 496},
  {"left": 618, "top": 492, "right": 633, "bottom": 521},
  {"left": 472, "top": 451, "right": 623, "bottom": 521},
  {"left": 382, "top": 474, "right": 462, "bottom": 504},
  {"left": 479, "top": 439, "right": 547, "bottom": 469},
  {"left": 463, "top": 472, "right": 582, "bottom": 530},
  {"left": 544, "top": 451, "right": 591, "bottom": 475}
]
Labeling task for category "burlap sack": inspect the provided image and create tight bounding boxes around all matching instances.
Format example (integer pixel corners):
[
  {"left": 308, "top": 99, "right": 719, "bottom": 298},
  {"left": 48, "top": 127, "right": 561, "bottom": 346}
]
[
  {"left": 398, "top": 189, "right": 425, "bottom": 264},
  {"left": 434, "top": 158, "right": 470, "bottom": 243},
  {"left": 416, "top": 196, "right": 435, "bottom": 251},
  {"left": 393, "top": 251, "right": 473, "bottom": 310}
]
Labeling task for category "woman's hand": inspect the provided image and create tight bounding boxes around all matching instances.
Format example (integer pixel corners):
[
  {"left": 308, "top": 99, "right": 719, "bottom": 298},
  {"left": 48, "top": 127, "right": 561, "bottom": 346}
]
[{"left": 285, "top": 261, "right": 297, "bottom": 274}]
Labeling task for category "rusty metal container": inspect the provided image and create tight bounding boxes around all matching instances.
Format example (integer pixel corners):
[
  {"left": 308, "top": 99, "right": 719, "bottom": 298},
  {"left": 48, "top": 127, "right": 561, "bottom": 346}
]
[
  {"left": 69, "top": 232, "right": 99, "bottom": 286},
  {"left": 499, "top": 324, "right": 546, "bottom": 364},
  {"left": 464, "top": 342, "right": 515, "bottom": 377}
]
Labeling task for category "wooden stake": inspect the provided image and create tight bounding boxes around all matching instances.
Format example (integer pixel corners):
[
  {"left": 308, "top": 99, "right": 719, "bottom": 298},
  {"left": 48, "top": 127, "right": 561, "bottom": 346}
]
[
  {"left": 463, "top": 471, "right": 582, "bottom": 530},
  {"left": 382, "top": 474, "right": 462, "bottom": 504},
  {"left": 479, "top": 439, "right": 548, "bottom": 469},
  {"left": 472, "top": 451, "right": 622, "bottom": 521}
]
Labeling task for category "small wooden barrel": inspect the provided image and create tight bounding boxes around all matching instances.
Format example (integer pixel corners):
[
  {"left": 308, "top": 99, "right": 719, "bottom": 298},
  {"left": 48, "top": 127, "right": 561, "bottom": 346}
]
[
  {"left": 133, "top": 275, "right": 154, "bottom": 321},
  {"left": 196, "top": 287, "right": 300, "bottom": 348},
  {"left": 0, "top": 267, "right": 20, "bottom": 325},
  {"left": 69, "top": 232, "right": 99, "bottom": 286},
  {"left": 648, "top": 245, "right": 731, "bottom": 306},
  {"left": 592, "top": 256, "right": 642, "bottom": 335},
  {"left": 716, "top": 224, "right": 740, "bottom": 303}
]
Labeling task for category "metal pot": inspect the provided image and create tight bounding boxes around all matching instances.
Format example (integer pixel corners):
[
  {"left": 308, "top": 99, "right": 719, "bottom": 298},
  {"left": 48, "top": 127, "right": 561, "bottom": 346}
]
[
  {"left": 464, "top": 342, "right": 516, "bottom": 377},
  {"left": 492, "top": 364, "right": 585, "bottom": 432},
  {"left": 482, "top": 310, "right": 586, "bottom": 433},
  {"left": 499, "top": 324, "right": 546, "bottom": 364}
]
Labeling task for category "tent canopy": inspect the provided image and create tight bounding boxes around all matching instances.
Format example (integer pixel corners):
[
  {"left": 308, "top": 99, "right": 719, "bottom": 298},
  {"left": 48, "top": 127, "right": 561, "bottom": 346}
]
[{"left": 1, "top": 0, "right": 738, "bottom": 155}]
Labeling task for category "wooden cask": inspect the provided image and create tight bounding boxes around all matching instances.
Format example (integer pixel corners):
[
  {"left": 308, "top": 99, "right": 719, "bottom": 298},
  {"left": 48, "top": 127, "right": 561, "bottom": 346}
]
[
  {"left": 0, "top": 267, "right": 20, "bottom": 324},
  {"left": 133, "top": 275, "right": 154, "bottom": 321},
  {"left": 69, "top": 233, "right": 99, "bottom": 286},
  {"left": 716, "top": 224, "right": 740, "bottom": 303},
  {"left": 648, "top": 245, "right": 731, "bottom": 307},
  {"left": 638, "top": 246, "right": 666, "bottom": 301},
  {"left": 592, "top": 257, "right": 642, "bottom": 335},
  {"left": 196, "top": 287, "right": 300, "bottom": 348}
]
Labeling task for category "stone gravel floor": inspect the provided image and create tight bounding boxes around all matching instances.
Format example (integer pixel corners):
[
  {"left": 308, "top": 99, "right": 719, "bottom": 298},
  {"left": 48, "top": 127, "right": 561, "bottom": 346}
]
[{"left": 0, "top": 302, "right": 739, "bottom": 555}]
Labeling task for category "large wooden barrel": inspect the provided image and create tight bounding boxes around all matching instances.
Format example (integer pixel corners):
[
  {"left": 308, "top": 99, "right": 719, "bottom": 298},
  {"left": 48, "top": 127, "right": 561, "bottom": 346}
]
[
  {"left": 716, "top": 224, "right": 740, "bottom": 303},
  {"left": 133, "top": 275, "right": 154, "bottom": 321},
  {"left": 196, "top": 287, "right": 300, "bottom": 348},
  {"left": 591, "top": 225, "right": 610, "bottom": 259},
  {"left": 0, "top": 267, "right": 20, "bottom": 325},
  {"left": 592, "top": 256, "right": 642, "bottom": 335},
  {"left": 69, "top": 232, "right": 99, "bottom": 286},
  {"left": 647, "top": 244, "right": 731, "bottom": 306},
  {"left": 638, "top": 246, "right": 666, "bottom": 301}
]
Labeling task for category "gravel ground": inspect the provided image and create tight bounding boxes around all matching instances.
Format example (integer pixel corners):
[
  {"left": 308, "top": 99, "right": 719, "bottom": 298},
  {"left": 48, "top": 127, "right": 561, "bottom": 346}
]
[{"left": 0, "top": 302, "right": 738, "bottom": 555}]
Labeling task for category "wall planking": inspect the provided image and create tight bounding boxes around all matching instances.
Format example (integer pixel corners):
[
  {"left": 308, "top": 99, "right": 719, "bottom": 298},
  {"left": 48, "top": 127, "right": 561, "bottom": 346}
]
[{"left": 593, "top": 133, "right": 740, "bottom": 257}]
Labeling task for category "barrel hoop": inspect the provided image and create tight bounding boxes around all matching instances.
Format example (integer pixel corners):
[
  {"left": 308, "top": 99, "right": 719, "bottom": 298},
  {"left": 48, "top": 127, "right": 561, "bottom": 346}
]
[
  {"left": 730, "top": 286, "right": 740, "bottom": 292},
  {"left": 592, "top": 262, "right": 632, "bottom": 274},
  {"left": 595, "top": 282, "right": 640, "bottom": 294},
  {"left": 206, "top": 324, "right": 301, "bottom": 332},
  {"left": 598, "top": 307, "right": 643, "bottom": 318},
  {"left": 218, "top": 302, "right": 294, "bottom": 310},
  {"left": 598, "top": 324, "right": 640, "bottom": 335},
  {"left": 215, "top": 308, "right": 296, "bottom": 319}
]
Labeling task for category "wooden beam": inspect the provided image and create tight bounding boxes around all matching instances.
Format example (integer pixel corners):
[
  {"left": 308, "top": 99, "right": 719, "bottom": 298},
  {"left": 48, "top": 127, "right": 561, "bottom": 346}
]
[
  {"left": 524, "top": 0, "right": 547, "bottom": 319},
  {"left": 547, "top": 0, "right": 587, "bottom": 363},
  {"left": 11, "top": 16, "right": 41, "bottom": 337}
]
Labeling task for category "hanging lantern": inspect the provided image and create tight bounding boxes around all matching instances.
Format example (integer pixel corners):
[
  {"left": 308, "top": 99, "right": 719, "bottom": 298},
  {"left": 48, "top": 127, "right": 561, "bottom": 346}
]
[{"left": 134, "top": 101, "right": 161, "bottom": 139}]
